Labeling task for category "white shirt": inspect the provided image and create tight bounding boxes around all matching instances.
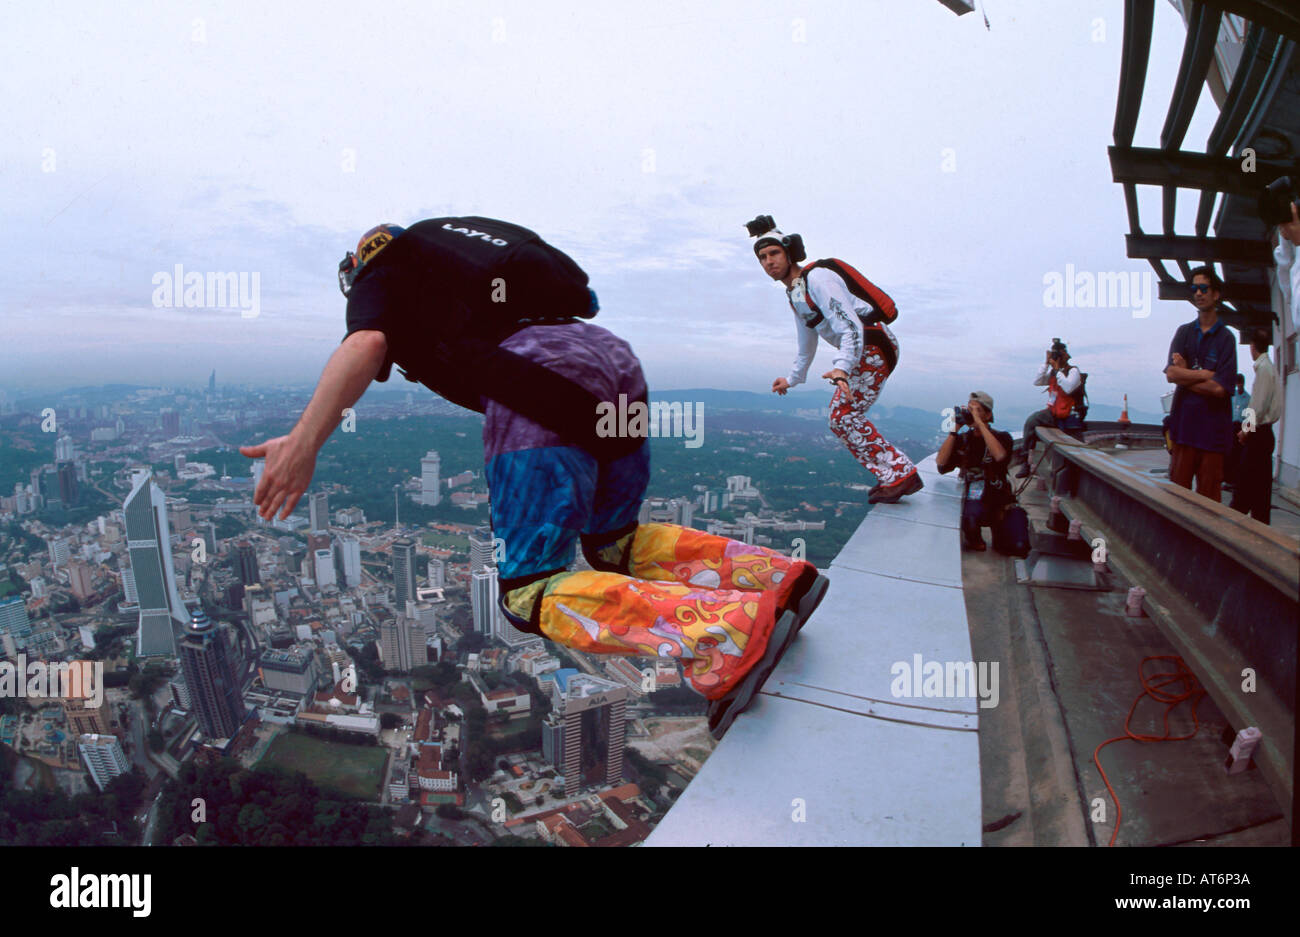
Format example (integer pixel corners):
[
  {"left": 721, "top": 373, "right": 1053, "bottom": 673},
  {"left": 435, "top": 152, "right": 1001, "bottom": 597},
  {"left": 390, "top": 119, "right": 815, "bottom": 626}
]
[
  {"left": 1033, "top": 362, "right": 1081, "bottom": 408},
  {"left": 786, "top": 267, "right": 892, "bottom": 386},
  {"left": 1249, "top": 353, "right": 1281, "bottom": 426},
  {"left": 1275, "top": 235, "right": 1300, "bottom": 332}
]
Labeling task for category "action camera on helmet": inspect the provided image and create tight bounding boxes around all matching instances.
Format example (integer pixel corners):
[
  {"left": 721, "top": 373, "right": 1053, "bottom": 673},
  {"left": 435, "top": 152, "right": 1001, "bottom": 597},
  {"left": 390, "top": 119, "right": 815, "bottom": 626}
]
[
  {"left": 745, "top": 214, "right": 807, "bottom": 264},
  {"left": 1259, "top": 176, "right": 1299, "bottom": 226}
]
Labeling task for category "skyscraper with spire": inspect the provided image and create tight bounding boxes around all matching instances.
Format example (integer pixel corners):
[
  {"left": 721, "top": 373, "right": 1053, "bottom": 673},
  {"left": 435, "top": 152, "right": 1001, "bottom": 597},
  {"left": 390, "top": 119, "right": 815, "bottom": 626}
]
[
  {"left": 123, "top": 470, "right": 188, "bottom": 657},
  {"left": 178, "top": 607, "right": 246, "bottom": 741}
]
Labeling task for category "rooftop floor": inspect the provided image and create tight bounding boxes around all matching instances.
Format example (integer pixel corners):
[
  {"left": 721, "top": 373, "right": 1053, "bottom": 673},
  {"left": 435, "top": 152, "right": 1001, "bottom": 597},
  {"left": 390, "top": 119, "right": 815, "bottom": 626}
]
[{"left": 970, "top": 444, "right": 1289, "bottom": 846}]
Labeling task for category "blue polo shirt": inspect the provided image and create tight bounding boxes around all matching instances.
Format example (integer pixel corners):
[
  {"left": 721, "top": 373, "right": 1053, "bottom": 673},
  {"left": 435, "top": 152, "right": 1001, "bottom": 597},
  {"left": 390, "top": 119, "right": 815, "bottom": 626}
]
[{"left": 1166, "top": 316, "right": 1236, "bottom": 453}]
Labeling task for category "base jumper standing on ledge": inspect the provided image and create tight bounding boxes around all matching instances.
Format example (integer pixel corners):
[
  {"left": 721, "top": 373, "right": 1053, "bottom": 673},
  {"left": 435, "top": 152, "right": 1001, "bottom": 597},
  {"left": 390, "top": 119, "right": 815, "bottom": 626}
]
[{"left": 240, "top": 217, "right": 827, "bottom": 738}]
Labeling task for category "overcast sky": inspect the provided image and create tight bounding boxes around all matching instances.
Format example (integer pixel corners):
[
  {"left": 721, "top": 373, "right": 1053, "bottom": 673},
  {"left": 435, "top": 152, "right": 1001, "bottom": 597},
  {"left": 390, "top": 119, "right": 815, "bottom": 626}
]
[{"left": 0, "top": 0, "right": 1246, "bottom": 420}]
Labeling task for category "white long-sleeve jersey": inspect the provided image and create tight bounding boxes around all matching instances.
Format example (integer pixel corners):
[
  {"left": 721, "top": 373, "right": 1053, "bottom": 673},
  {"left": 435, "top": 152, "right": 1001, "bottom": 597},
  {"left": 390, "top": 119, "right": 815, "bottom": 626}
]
[
  {"left": 786, "top": 266, "right": 893, "bottom": 387},
  {"left": 1275, "top": 235, "right": 1300, "bottom": 332},
  {"left": 1033, "top": 362, "right": 1081, "bottom": 409}
]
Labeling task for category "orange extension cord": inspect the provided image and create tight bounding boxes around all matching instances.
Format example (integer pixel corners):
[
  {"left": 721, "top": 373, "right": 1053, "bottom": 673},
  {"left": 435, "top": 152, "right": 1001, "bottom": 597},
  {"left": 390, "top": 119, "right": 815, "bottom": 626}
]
[{"left": 1092, "top": 655, "right": 1209, "bottom": 847}]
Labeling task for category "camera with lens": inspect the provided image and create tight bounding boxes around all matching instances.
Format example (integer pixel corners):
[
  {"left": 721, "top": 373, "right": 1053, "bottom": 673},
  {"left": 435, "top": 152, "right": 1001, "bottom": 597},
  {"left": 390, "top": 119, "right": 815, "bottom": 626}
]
[
  {"left": 744, "top": 214, "right": 807, "bottom": 263},
  {"left": 1259, "top": 176, "right": 1299, "bottom": 226},
  {"left": 953, "top": 404, "right": 973, "bottom": 428}
]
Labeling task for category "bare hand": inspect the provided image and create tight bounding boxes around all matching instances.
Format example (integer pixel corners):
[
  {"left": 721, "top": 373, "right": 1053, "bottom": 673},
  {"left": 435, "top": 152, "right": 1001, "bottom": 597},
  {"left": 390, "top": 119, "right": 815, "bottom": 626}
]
[
  {"left": 822, "top": 368, "right": 850, "bottom": 394},
  {"left": 239, "top": 434, "right": 318, "bottom": 521},
  {"left": 1171, "top": 353, "right": 1187, "bottom": 369},
  {"left": 1281, "top": 202, "right": 1300, "bottom": 246},
  {"left": 772, "top": 377, "right": 791, "bottom": 396}
]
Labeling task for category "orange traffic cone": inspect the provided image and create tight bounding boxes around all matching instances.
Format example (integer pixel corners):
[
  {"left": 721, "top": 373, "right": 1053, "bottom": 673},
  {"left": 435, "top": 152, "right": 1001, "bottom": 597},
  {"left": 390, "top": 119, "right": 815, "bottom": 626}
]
[{"left": 1118, "top": 394, "right": 1131, "bottom": 426}]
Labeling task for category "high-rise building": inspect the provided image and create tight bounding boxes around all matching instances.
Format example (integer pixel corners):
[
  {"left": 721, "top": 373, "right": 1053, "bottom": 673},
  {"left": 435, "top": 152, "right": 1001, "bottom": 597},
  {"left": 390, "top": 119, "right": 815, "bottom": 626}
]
[
  {"left": 56, "top": 462, "right": 78, "bottom": 506},
  {"left": 427, "top": 557, "right": 446, "bottom": 589},
  {"left": 55, "top": 435, "right": 74, "bottom": 462},
  {"left": 313, "top": 548, "right": 336, "bottom": 588},
  {"left": 119, "top": 562, "right": 138, "bottom": 605},
  {"left": 469, "top": 526, "right": 496, "bottom": 572},
  {"left": 392, "top": 539, "right": 418, "bottom": 613},
  {"left": 0, "top": 596, "right": 32, "bottom": 641},
  {"left": 309, "top": 492, "right": 329, "bottom": 533},
  {"left": 201, "top": 522, "right": 217, "bottom": 558},
  {"left": 169, "top": 673, "right": 191, "bottom": 710},
  {"left": 47, "top": 538, "right": 70, "bottom": 567},
  {"left": 258, "top": 646, "right": 319, "bottom": 695},
  {"left": 67, "top": 559, "right": 94, "bottom": 601},
  {"left": 379, "top": 616, "right": 427, "bottom": 673},
  {"left": 79, "top": 734, "right": 130, "bottom": 791},
  {"left": 178, "top": 608, "right": 246, "bottom": 741},
  {"left": 160, "top": 408, "right": 180, "bottom": 437},
  {"left": 208, "top": 369, "right": 216, "bottom": 395},
  {"left": 420, "top": 451, "right": 442, "bottom": 506},
  {"left": 333, "top": 534, "right": 362, "bottom": 589},
  {"left": 168, "top": 498, "right": 191, "bottom": 532},
  {"left": 123, "top": 470, "right": 188, "bottom": 658},
  {"left": 494, "top": 598, "right": 539, "bottom": 648},
  {"left": 545, "top": 671, "right": 628, "bottom": 798},
  {"left": 235, "top": 541, "right": 260, "bottom": 585},
  {"left": 471, "top": 568, "right": 502, "bottom": 637}
]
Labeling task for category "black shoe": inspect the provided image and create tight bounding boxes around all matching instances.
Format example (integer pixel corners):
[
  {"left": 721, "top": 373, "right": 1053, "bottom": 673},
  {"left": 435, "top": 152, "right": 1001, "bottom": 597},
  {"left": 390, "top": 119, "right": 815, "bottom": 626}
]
[
  {"left": 868, "top": 471, "right": 924, "bottom": 504},
  {"left": 1015, "top": 464, "right": 1032, "bottom": 479},
  {"left": 706, "top": 611, "right": 799, "bottom": 741}
]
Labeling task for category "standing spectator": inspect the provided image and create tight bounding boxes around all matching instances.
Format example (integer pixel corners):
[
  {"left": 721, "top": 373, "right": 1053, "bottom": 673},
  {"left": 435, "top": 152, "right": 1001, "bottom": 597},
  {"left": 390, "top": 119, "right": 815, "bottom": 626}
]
[
  {"left": 1231, "top": 329, "right": 1281, "bottom": 523},
  {"left": 1224, "top": 373, "right": 1250, "bottom": 489},
  {"left": 1275, "top": 201, "right": 1300, "bottom": 334},
  {"left": 1163, "top": 266, "right": 1237, "bottom": 502}
]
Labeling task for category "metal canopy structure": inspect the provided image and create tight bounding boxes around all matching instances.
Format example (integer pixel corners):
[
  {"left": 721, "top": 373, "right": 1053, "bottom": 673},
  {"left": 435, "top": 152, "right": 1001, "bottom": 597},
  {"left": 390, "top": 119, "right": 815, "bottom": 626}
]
[{"left": 1110, "top": 0, "right": 1299, "bottom": 337}]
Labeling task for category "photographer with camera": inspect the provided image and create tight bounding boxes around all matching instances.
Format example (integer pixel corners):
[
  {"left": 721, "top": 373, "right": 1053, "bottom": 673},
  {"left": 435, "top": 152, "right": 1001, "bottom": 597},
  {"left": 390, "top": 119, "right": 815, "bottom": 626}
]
[
  {"left": 748, "top": 215, "right": 921, "bottom": 504},
  {"left": 1016, "top": 339, "right": 1082, "bottom": 478},
  {"left": 936, "top": 392, "right": 1027, "bottom": 554}
]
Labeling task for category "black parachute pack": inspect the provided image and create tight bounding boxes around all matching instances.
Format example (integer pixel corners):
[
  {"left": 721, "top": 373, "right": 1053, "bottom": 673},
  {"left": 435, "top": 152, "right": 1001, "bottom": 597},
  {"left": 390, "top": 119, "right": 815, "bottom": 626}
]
[
  {"left": 794, "top": 259, "right": 901, "bottom": 374},
  {"left": 1070, "top": 371, "right": 1089, "bottom": 420},
  {"left": 349, "top": 216, "right": 644, "bottom": 463}
]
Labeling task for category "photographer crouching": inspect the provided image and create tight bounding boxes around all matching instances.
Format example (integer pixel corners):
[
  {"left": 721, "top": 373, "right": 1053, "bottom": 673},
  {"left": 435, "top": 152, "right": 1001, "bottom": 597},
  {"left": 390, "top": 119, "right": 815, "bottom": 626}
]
[
  {"left": 937, "top": 391, "right": 1029, "bottom": 555},
  {"left": 1017, "top": 339, "right": 1083, "bottom": 478}
]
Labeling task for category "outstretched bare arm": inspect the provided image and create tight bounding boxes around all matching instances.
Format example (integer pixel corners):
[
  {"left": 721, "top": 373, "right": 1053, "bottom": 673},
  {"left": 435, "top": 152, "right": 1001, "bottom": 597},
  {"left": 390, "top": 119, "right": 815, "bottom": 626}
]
[{"left": 239, "top": 330, "right": 389, "bottom": 520}]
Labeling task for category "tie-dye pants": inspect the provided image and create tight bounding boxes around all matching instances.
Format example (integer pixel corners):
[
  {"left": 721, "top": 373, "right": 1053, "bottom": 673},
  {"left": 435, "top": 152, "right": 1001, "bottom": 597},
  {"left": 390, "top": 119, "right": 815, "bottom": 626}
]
[{"left": 482, "top": 321, "right": 811, "bottom": 701}]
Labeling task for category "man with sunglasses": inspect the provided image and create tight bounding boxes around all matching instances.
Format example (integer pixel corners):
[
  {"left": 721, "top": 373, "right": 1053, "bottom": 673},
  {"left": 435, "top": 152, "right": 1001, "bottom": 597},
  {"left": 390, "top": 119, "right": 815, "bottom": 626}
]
[
  {"left": 238, "top": 218, "right": 826, "bottom": 741},
  {"left": 1163, "top": 266, "right": 1237, "bottom": 502}
]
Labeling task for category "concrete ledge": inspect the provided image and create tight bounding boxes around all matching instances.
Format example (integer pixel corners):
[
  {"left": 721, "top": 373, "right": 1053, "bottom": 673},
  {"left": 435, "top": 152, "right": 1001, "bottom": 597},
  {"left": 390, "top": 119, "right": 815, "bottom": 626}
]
[
  {"left": 1038, "top": 427, "right": 1296, "bottom": 828},
  {"left": 645, "top": 450, "right": 982, "bottom": 846}
]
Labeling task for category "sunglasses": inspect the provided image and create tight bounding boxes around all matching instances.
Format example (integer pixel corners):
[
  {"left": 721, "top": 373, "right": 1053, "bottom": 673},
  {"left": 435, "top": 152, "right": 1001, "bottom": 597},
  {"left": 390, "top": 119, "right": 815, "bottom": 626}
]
[
  {"left": 338, "top": 252, "right": 359, "bottom": 296},
  {"left": 1190, "top": 283, "right": 1213, "bottom": 294}
]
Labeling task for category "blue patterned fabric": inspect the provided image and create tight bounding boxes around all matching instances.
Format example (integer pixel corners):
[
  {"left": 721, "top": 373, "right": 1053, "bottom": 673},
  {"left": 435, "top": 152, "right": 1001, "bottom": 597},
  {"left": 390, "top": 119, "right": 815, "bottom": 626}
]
[{"left": 486, "top": 444, "right": 649, "bottom": 579}]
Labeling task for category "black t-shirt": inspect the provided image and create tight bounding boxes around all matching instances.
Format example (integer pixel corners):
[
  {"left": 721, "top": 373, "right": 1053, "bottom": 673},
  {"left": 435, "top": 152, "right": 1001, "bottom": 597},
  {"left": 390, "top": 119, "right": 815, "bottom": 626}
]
[
  {"left": 939, "top": 427, "right": 1015, "bottom": 509},
  {"left": 342, "top": 216, "right": 592, "bottom": 412}
]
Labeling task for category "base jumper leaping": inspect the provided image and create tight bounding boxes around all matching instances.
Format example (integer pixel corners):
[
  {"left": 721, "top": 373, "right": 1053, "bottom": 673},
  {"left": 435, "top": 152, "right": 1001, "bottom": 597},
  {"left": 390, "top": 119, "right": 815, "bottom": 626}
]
[
  {"left": 240, "top": 217, "right": 827, "bottom": 739},
  {"left": 751, "top": 216, "right": 922, "bottom": 504}
]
